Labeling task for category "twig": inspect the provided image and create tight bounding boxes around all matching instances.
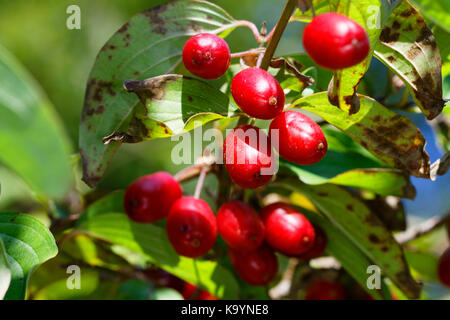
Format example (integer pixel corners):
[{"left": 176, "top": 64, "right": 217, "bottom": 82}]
[
  {"left": 173, "top": 163, "right": 214, "bottom": 183},
  {"left": 396, "top": 213, "right": 450, "bottom": 244},
  {"left": 194, "top": 166, "right": 208, "bottom": 199},
  {"left": 213, "top": 20, "right": 272, "bottom": 43},
  {"left": 230, "top": 48, "right": 265, "bottom": 59},
  {"left": 260, "top": 0, "right": 297, "bottom": 70},
  {"left": 269, "top": 258, "right": 300, "bottom": 299}
]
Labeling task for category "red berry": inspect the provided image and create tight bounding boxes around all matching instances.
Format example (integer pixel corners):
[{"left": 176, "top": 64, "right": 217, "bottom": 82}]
[
  {"left": 182, "top": 33, "right": 230, "bottom": 79},
  {"left": 231, "top": 68, "right": 285, "bottom": 119},
  {"left": 297, "top": 226, "right": 328, "bottom": 260},
  {"left": 269, "top": 111, "right": 327, "bottom": 165},
  {"left": 166, "top": 196, "right": 217, "bottom": 258},
  {"left": 228, "top": 244, "right": 278, "bottom": 286},
  {"left": 438, "top": 247, "right": 450, "bottom": 287},
  {"left": 124, "top": 172, "right": 182, "bottom": 223},
  {"left": 223, "top": 125, "right": 274, "bottom": 189},
  {"left": 261, "top": 203, "right": 315, "bottom": 256},
  {"left": 305, "top": 279, "right": 347, "bottom": 300},
  {"left": 217, "top": 201, "right": 265, "bottom": 252},
  {"left": 302, "top": 13, "right": 370, "bottom": 70}
]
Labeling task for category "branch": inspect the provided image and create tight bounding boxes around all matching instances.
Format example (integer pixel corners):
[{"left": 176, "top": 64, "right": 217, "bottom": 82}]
[
  {"left": 395, "top": 213, "right": 450, "bottom": 244},
  {"left": 260, "top": 0, "right": 297, "bottom": 70}
]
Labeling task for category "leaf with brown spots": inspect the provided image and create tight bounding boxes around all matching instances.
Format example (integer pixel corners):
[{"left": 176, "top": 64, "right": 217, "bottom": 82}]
[
  {"left": 374, "top": 0, "right": 445, "bottom": 120},
  {"left": 79, "top": 0, "right": 237, "bottom": 187},
  {"left": 409, "top": 0, "right": 450, "bottom": 33},
  {"left": 279, "top": 179, "right": 422, "bottom": 299},
  {"left": 102, "top": 75, "right": 239, "bottom": 143},
  {"left": 293, "top": 205, "right": 391, "bottom": 299},
  {"left": 328, "top": 0, "right": 403, "bottom": 115},
  {"left": 292, "top": 92, "right": 431, "bottom": 178},
  {"left": 280, "top": 127, "right": 416, "bottom": 198}
]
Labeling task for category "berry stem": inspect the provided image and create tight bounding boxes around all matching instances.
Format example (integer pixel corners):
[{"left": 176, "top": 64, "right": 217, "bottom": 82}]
[
  {"left": 230, "top": 48, "right": 265, "bottom": 58},
  {"left": 174, "top": 163, "right": 213, "bottom": 183},
  {"left": 194, "top": 166, "right": 208, "bottom": 199},
  {"left": 260, "top": 0, "right": 297, "bottom": 70}
]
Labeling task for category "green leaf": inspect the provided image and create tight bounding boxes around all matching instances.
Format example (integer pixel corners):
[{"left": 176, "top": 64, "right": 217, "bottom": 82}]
[
  {"left": 77, "top": 209, "right": 238, "bottom": 299},
  {"left": 280, "top": 127, "right": 416, "bottom": 198},
  {"left": 404, "top": 250, "right": 439, "bottom": 282},
  {"left": 278, "top": 180, "right": 422, "bottom": 299},
  {"left": 292, "top": 92, "right": 430, "bottom": 178},
  {"left": 0, "top": 213, "right": 58, "bottom": 299},
  {"left": 79, "top": 0, "right": 237, "bottom": 187},
  {"left": 0, "top": 44, "right": 72, "bottom": 199},
  {"left": 409, "top": 0, "right": 450, "bottom": 33},
  {"left": 102, "top": 75, "right": 238, "bottom": 143},
  {"left": 374, "top": 0, "right": 445, "bottom": 120},
  {"left": 296, "top": 205, "right": 389, "bottom": 300},
  {"left": 0, "top": 238, "right": 11, "bottom": 300}
]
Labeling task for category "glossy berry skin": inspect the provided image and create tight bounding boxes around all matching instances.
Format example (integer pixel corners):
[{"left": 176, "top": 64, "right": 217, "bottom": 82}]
[
  {"left": 303, "top": 13, "right": 370, "bottom": 70},
  {"left": 182, "top": 33, "right": 230, "bottom": 79},
  {"left": 261, "top": 203, "right": 315, "bottom": 256},
  {"left": 166, "top": 196, "right": 217, "bottom": 258},
  {"left": 269, "top": 111, "right": 327, "bottom": 165},
  {"left": 438, "top": 247, "right": 450, "bottom": 287},
  {"left": 196, "top": 290, "right": 219, "bottom": 300},
  {"left": 231, "top": 68, "right": 285, "bottom": 119},
  {"left": 228, "top": 244, "right": 278, "bottom": 286},
  {"left": 124, "top": 172, "right": 182, "bottom": 223},
  {"left": 223, "top": 125, "right": 274, "bottom": 189},
  {"left": 217, "top": 201, "right": 265, "bottom": 252},
  {"left": 305, "top": 279, "right": 347, "bottom": 300},
  {"left": 297, "top": 226, "right": 328, "bottom": 260}
]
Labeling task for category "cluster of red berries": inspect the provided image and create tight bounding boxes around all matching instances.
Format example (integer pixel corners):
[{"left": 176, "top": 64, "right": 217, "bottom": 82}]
[
  {"left": 124, "top": 172, "right": 327, "bottom": 286},
  {"left": 182, "top": 13, "right": 370, "bottom": 189},
  {"left": 122, "top": 12, "right": 370, "bottom": 293}
]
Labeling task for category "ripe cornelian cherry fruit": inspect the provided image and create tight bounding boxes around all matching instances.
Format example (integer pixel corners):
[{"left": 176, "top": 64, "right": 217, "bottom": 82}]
[
  {"left": 231, "top": 68, "right": 285, "bottom": 120},
  {"left": 302, "top": 13, "right": 370, "bottom": 70},
  {"left": 217, "top": 201, "right": 265, "bottom": 252},
  {"left": 182, "top": 33, "right": 230, "bottom": 79},
  {"left": 269, "top": 111, "right": 327, "bottom": 165},
  {"left": 166, "top": 196, "right": 217, "bottom": 258},
  {"left": 305, "top": 279, "right": 347, "bottom": 300},
  {"left": 297, "top": 226, "right": 327, "bottom": 260},
  {"left": 261, "top": 203, "right": 315, "bottom": 256},
  {"left": 228, "top": 244, "right": 278, "bottom": 286},
  {"left": 438, "top": 247, "right": 450, "bottom": 287},
  {"left": 223, "top": 124, "right": 274, "bottom": 189},
  {"left": 124, "top": 172, "right": 182, "bottom": 223}
]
